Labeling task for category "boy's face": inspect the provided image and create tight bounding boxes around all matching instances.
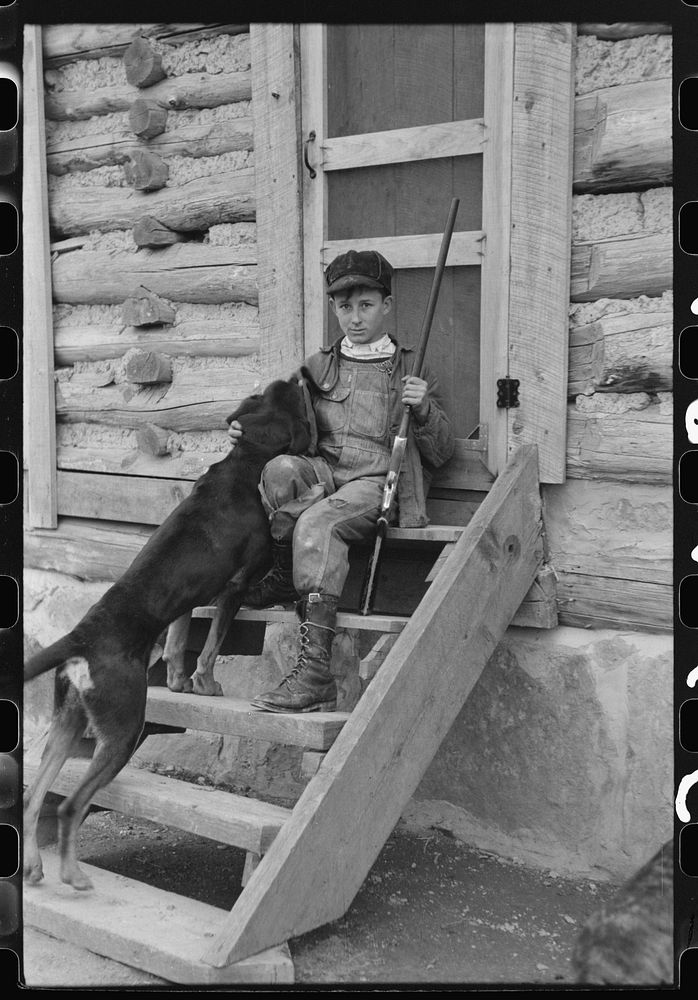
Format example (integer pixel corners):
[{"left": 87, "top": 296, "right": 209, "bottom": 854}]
[{"left": 329, "top": 286, "right": 393, "bottom": 345}]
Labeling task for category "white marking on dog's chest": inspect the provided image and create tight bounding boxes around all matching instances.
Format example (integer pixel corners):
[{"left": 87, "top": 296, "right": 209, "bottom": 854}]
[{"left": 63, "top": 657, "right": 94, "bottom": 692}]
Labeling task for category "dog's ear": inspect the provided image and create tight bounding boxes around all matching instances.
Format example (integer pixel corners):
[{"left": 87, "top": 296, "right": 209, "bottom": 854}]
[{"left": 226, "top": 392, "right": 262, "bottom": 425}]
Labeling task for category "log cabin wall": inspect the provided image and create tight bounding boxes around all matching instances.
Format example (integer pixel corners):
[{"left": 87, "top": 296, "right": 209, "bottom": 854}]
[
  {"left": 42, "top": 23, "right": 268, "bottom": 503},
  {"left": 546, "top": 22, "right": 672, "bottom": 634}
]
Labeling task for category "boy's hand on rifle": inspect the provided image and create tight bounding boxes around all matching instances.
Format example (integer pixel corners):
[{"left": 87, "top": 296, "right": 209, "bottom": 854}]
[
  {"left": 401, "top": 375, "right": 430, "bottom": 421},
  {"left": 227, "top": 419, "right": 243, "bottom": 450}
]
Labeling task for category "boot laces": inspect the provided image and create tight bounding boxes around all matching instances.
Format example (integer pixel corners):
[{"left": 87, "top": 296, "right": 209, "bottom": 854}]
[{"left": 284, "top": 620, "right": 335, "bottom": 683}]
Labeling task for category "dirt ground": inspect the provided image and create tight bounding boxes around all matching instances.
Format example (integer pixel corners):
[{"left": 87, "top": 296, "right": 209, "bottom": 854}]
[{"left": 20, "top": 809, "right": 621, "bottom": 989}]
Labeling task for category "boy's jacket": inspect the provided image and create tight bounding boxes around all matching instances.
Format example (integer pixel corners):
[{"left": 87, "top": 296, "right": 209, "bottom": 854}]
[{"left": 296, "top": 336, "right": 455, "bottom": 527}]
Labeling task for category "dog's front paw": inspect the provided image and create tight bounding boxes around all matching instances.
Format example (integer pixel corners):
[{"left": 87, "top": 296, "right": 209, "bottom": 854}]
[
  {"left": 23, "top": 856, "right": 44, "bottom": 885},
  {"left": 167, "top": 673, "right": 193, "bottom": 694},
  {"left": 192, "top": 673, "right": 224, "bottom": 697}
]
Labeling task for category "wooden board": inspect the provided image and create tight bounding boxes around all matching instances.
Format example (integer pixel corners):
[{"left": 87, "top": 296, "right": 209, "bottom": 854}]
[
  {"left": 322, "top": 119, "right": 484, "bottom": 170},
  {"left": 24, "top": 757, "right": 290, "bottom": 855},
  {"left": 146, "top": 688, "right": 349, "bottom": 751},
  {"left": 479, "top": 23, "right": 514, "bottom": 478},
  {"left": 52, "top": 245, "right": 257, "bottom": 305},
  {"left": 45, "top": 71, "right": 251, "bottom": 121},
  {"left": 556, "top": 571, "right": 671, "bottom": 632},
  {"left": 321, "top": 231, "right": 483, "bottom": 269},
  {"left": 574, "top": 79, "right": 671, "bottom": 193},
  {"left": 201, "top": 445, "right": 543, "bottom": 965},
  {"left": 570, "top": 231, "right": 672, "bottom": 302},
  {"left": 300, "top": 24, "right": 327, "bottom": 358},
  {"left": 24, "top": 847, "right": 293, "bottom": 985},
  {"left": 566, "top": 399, "right": 671, "bottom": 484},
  {"left": 49, "top": 169, "right": 255, "bottom": 237},
  {"left": 507, "top": 23, "right": 574, "bottom": 485},
  {"left": 250, "top": 24, "right": 304, "bottom": 379},
  {"left": 42, "top": 24, "right": 248, "bottom": 64},
  {"left": 23, "top": 25, "right": 57, "bottom": 528}
]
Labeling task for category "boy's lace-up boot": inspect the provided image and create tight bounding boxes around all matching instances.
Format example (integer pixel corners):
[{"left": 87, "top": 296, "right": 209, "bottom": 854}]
[
  {"left": 251, "top": 594, "right": 338, "bottom": 713},
  {"left": 243, "top": 541, "right": 299, "bottom": 608}
]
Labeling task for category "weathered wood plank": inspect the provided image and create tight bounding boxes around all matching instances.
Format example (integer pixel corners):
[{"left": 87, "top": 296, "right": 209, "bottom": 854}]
[
  {"left": 56, "top": 444, "right": 222, "bottom": 481},
  {"left": 574, "top": 79, "right": 671, "bottom": 193},
  {"left": 508, "top": 23, "right": 574, "bottom": 485},
  {"left": 577, "top": 23, "right": 671, "bottom": 39},
  {"left": 321, "top": 230, "right": 483, "bottom": 269},
  {"left": 251, "top": 24, "right": 304, "bottom": 380},
  {"left": 56, "top": 470, "right": 194, "bottom": 524},
  {"left": 47, "top": 119, "right": 254, "bottom": 175},
  {"left": 570, "top": 231, "right": 672, "bottom": 302},
  {"left": 430, "top": 438, "right": 494, "bottom": 492},
  {"left": 146, "top": 688, "right": 349, "bottom": 751},
  {"left": 200, "top": 445, "right": 543, "bottom": 965},
  {"left": 23, "top": 25, "right": 57, "bottom": 528},
  {"left": 568, "top": 309, "right": 672, "bottom": 397},
  {"left": 52, "top": 245, "right": 258, "bottom": 305},
  {"left": 24, "top": 516, "right": 153, "bottom": 580},
  {"left": 479, "top": 24, "right": 515, "bottom": 478},
  {"left": 49, "top": 169, "right": 255, "bottom": 237},
  {"left": 556, "top": 572, "right": 671, "bottom": 632},
  {"left": 53, "top": 321, "right": 260, "bottom": 365},
  {"left": 24, "top": 848, "right": 293, "bottom": 985},
  {"left": 321, "top": 118, "right": 485, "bottom": 171},
  {"left": 542, "top": 478, "right": 671, "bottom": 586},
  {"left": 55, "top": 365, "right": 261, "bottom": 431},
  {"left": 45, "top": 70, "right": 251, "bottom": 121},
  {"left": 42, "top": 24, "right": 248, "bottom": 64},
  {"left": 566, "top": 398, "right": 671, "bottom": 483}
]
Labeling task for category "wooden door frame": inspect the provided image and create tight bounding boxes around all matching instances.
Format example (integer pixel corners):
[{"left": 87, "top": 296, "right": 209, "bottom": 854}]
[{"left": 298, "top": 22, "right": 574, "bottom": 485}]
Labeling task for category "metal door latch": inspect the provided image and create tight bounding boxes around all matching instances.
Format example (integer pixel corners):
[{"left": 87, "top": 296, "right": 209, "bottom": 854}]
[{"left": 496, "top": 378, "right": 520, "bottom": 408}]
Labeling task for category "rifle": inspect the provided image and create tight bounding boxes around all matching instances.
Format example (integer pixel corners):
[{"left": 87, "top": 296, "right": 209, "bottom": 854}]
[{"left": 359, "top": 197, "right": 460, "bottom": 616}]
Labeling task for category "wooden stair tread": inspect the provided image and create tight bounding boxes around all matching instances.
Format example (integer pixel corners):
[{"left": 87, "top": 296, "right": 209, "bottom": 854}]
[
  {"left": 24, "top": 846, "right": 293, "bottom": 985},
  {"left": 24, "top": 757, "right": 290, "bottom": 854},
  {"left": 194, "top": 605, "right": 410, "bottom": 631},
  {"left": 146, "top": 687, "right": 350, "bottom": 750}
]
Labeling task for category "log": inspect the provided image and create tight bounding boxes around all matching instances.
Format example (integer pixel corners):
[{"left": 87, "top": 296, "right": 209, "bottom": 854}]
[
  {"left": 42, "top": 25, "right": 248, "bottom": 66},
  {"left": 52, "top": 244, "right": 258, "bottom": 305},
  {"left": 25, "top": 516, "right": 155, "bottom": 580},
  {"left": 543, "top": 478, "right": 671, "bottom": 588},
  {"left": 53, "top": 321, "right": 260, "bottom": 365},
  {"left": 577, "top": 24, "right": 672, "bottom": 39},
  {"left": 128, "top": 99, "right": 168, "bottom": 138},
  {"left": 556, "top": 572, "right": 671, "bottom": 632},
  {"left": 568, "top": 309, "right": 672, "bottom": 398},
  {"left": 55, "top": 365, "right": 261, "bottom": 432},
  {"left": 135, "top": 424, "right": 171, "bottom": 457},
  {"left": 570, "top": 231, "right": 671, "bottom": 302},
  {"left": 133, "top": 217, "right": 187, "bottom": 247},
  {"left": 123, "top": 350, "right": 173, "bottom": 384},
  {"left": 574, "top": 79, "right": 671, "bottom": 192},
  {"left": 49, "top": 168, "right": 255, "bottom": 237},
  {"left": 45, "top": 71, "right": 252, "bottom": 121},
  {"left": 566, "top": 397, "right": 671, "bottom": 483},
  {"left": 47, "top": 119, "right": 254, "bottom": 176},
  {"left": 124, "top": 150, "right": 169, "bottom": 191},
  {"left": 123, "top": 37, "right": 167, "bottom": 88},
  {"left": 121, "top": 288, "right": 177, "bottom": 327},
  {"left": 57, "top": 444, "right": 221, "bottom": 481}
]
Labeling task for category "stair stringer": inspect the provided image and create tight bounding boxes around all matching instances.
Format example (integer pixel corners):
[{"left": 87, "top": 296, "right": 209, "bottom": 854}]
[{"left": 202, "top": 443, "right": 545, "bottom": 967}]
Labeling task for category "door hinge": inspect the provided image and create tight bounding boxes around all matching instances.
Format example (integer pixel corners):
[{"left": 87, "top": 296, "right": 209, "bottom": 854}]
[{"left": 496, "top": 378, "right": 520, "bottom": 409}]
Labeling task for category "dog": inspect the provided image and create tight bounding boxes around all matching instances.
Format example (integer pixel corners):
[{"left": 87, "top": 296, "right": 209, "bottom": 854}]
[{"left": 24, "top": 378, "right": 311, "bottom": 891}]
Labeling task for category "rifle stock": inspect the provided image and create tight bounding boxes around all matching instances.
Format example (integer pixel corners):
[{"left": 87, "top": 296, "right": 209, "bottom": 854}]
[{"left": 359, "top": 198, "right": 460, "bottom": 615}]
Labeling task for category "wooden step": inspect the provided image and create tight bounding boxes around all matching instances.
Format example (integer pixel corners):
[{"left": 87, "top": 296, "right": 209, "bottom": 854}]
[
  {"left": 24, "top": 758, "right": 290, "bottom": 855},
  {"left": 194, "top": 605, "right": 410, "bottom": 632},
  {"left": 146, "top": 687, "right": 350, "bottom": 751},
  {"left": 24, "top": 846, "right": 293, "bottom": 984}
]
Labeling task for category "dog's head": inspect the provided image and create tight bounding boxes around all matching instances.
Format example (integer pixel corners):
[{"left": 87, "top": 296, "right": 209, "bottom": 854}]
[{"left": 226, "top": 379, "right": 311, "bottom": 457}]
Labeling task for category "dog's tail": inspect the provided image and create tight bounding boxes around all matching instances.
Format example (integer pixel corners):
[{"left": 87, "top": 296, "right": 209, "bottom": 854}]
[{"left": 25, "top": 634, "right": 81, "bottom": 682}]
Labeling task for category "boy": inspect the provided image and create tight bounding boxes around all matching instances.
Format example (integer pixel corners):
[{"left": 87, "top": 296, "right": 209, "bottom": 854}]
[{"left": 228, "top": 249, "right": 455, "bottom": 713}]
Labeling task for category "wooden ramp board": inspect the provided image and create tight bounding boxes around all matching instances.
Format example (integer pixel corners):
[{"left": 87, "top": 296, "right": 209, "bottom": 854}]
[
  {"left": 146, "top": 687, "right": 350, "bottom": 751},
  {"left": 201, "top": 445, "right": 544, "bottom": 966},
  {"left": 194, "top": 605, "right": 410, "bottom": 632},
  {"left": 24, "top": 758, "right": 290, "bottom": 855},
  {"left": 24, "top": 847, "right": 293, "bottom": 985}
]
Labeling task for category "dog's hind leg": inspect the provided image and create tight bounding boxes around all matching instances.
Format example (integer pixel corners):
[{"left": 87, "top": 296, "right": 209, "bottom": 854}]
[
  {"left": 164, "top": 611, "right": 192, "bottom": 693},
  {"left": 24, "top": 689, "right": 86, "bottom": 886},
  {"left": 58, "top": 682, "right": 146, "bottom": 891},
  {"left": 191, "top": 584, "right": 246, "bottom": 697}
]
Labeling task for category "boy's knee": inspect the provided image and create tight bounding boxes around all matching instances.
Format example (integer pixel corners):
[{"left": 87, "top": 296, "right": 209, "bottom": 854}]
[{"left": 261, "top": 455, "right": 306, "bottom": 506}]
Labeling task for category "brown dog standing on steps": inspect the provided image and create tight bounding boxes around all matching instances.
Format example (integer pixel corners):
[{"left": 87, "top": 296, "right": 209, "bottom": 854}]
[{"left": 24, "top": 379, "right": 311, "bottom": 891}]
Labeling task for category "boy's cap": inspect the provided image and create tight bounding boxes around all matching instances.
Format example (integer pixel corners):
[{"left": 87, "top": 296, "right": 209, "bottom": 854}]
[{"left": 325, "top": 249, "right": 393, "bottom": 295}]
